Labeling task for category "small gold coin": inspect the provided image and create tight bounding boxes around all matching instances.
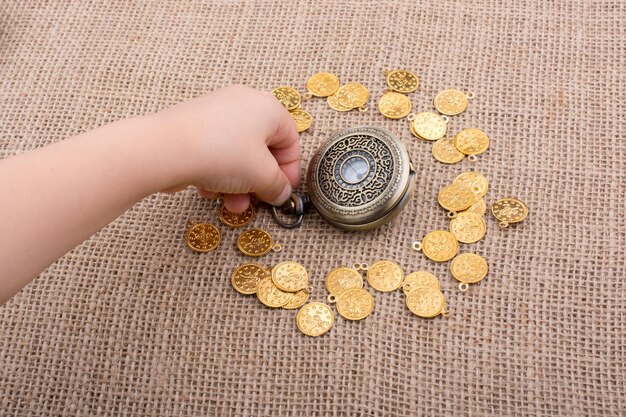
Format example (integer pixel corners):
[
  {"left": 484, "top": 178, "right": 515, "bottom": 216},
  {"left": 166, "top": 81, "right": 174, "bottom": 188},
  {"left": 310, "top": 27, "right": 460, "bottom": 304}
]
[
  {"left": 289, "top": 109, "right": 313, "bottom": 133},
  {"left": 410, "top": 112, "right": 448, "bottom": 141},
  {"left": 438, "top": 183, "right": 476, "bottom": 213},
  {"left": 416, "top": 230, "right": 459, "bottom": 262},
  {"left": 378, "top": 91, "right": 412, "bottom": 119},
  {"left": 306, "top": 72, "right": 340, "bottom": 97},
  {"left": 296, "top": 302, "right": 335, "bottom": 337},
  {"left": 434, "top": 89, "right": 470, "bottom": 116},
  {"left": 450, "top": 253, "right": 489, "bottom": 284},
  {"left": 256, "top": 276, "right": 292, "bottom": 308},
  {"left": 331, "top": 288, "right": 375, "bottom": 321},
  {"left": 462, "top": 198, "right": 487, "bottom": 216},
  {"left": 449, "top": 212, "right": 487, "bottom": 243},
  {"left": 185, "top": 223, "right": 220, "bottom": 252},
  {"left": 283, "top": 290, "right": 310, "bottom": 310},
  {"left": 272, "top": 86, "right": 301, "bottom": 111},
  {"left": 271, "top": 261, "right": 309, "bottom": 292},
  {"left": 335, "top": 82, "right": 369, "bottom": 109},
  {"left": 220, "top": 203, "right": 255, "bottom": 228},
  {"left": 325, "top": 267, "right": 364, "bottom": 296},
  {"left": 366, "top": 260, "right": 404, "bottom": 292},
  {"left": 386, "top": 70, "right": 419, "bottom": 93},
  {"left": 432, "top": 137, "right": 465, "bottom": 164},
  {"left": 236, "top": 228, "right": 274, "bottom": 257},
  {"left": 454, "top": 171, "right": 489, "bottom": 198},
  {"left": 492, "top": 198, "right": 529, "bottom": 227},
  {"left": 405, "top": 286, "right": 446, "bottom": 318},
  {"left": 403, "top": 271, "right": 441, "bottom": 294},
  {"left": 454, "top": 128, "right": 490, "bottom": 156},
  {"left": 327, "top": 91, "right": 352, "bottom": 111},
  {"left": 231, "top": 263, "right": 270, "bottom": 295}
]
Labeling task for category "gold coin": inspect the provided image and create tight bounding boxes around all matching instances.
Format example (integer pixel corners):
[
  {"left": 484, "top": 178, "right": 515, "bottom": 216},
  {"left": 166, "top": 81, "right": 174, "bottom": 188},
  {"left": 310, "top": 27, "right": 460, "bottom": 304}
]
[
  {"left": 462, "top": 198, "right": 487, "bottom": 216},
  {"left": 419, "top": 230, "right": 459, "bottom": 262},
  {"left": 492, "top": 198, "right": 529, "bottom": 225},
  {"left": 283, "top": 290, "right": 310, "bottom": 310},
  {"left": 231, "top": 263, "right": 270, "bottom": 295},
  {"left": 434, "top": 89, "right": 469, "bottom": 116},
  {"left": 327, "top": 91, "right": 352, "bottom": 111},
  {"left": 454, "top": 128, "right": 490, "bottom": 156},
  {"left": 335, "top": 82, "right": 369, "bottom": 109},
  {"left": 454, "top": 171, "right": 489, "bottom": 199},
  {"left": 271, "top": 261, "right": 308, "bottom": 292},
  {"left": 236, "top": 228, "right": 274, "bottom": 257},
  {"left": 334, "top": 288, "right": 375, "bottom": 321},
  {"left": 378, "top": 91, "right": 412, "bottom": 119},
  {"left": 185, "top": 223, "right": 220, "bottom": 252},
  {"left": 296, "top": 302, "right": 334, "bottom": 337},
  {"left": 403, "top": 271, "right": 441, "bottom": 294},
  {"left": 432, "top": 137, "right": 465, "bottom": 164},
  {"left": 219, "top": 203, "right": 255, "bottom": 228},
  {"left": 325, "top": 267, "right": 364, "bottom": 296},
  {"left": 449, "top": 212, "right": 487, "bottom": 243},
  {"left": 272, "top": 86, "right": 301, "bottom": 111},
  {"left": 256, "top": 277, "right": 292, "bottom": 308},
  {"left": 405, "top": 286, "right": 446, "bottom": 318},
  {"left": 386, "top": 70, "right": 419, "bottom": 93},
  {"left": 410, "top": 112, "right": 448, "bottom": 141},
  {"left": 289, "top": 109, "right": 313, "bottom": 133},
  {"left": 366, "top": 260, "right": 404, "bottom": 292},
  {"left": 450, "top": 253, "right": 489, "bottom": 284},
  {"left": 306, "top": 72, "right": 340, "bottom": 97},
  {"left": 438, "top": 183, "right": 476, "bottom": 212}
]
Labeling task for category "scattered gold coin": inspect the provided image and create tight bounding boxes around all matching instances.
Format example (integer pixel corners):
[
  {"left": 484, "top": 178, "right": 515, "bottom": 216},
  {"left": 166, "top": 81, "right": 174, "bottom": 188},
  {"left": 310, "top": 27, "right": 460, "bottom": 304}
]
[
  {"left": 289, "top": 108, "right": 313, "bottom": 133},
  {"left": 306, "top": 72, "right": 340, "bottom": 97},
  {"left": 410, "top": 112, "right": 448, "bottom": 141},
  {"left": 366, "top": 260, "right": 404, "bottom": 292},
  {"left": 330, "top": 288, "right": 375, "bottom": 321},
  {"left": 272, "top": 86, "right": 301, "bottom": 110},
  {"left": 220, "top": 203, "right": 255, "bottom": 228},
  {"left": 386, "top": 69, "right": 419, "bottom": 93},
  {"left": 432, "top": 137, "right": 465, "bottom": 164},
  {"left": 438, "top": 183, "right": 476, "bottom": 213},
  {"left": 414, "top": 230, "right": 459, "bottom": 262},
  {"left": 450, "top": 253, "right": 489, "bottom": 291},
  {"left": 378, "top": 91, "right": 412, "bottom": 119},
  {"left": 231, "top": 263, "right": 270, "bottom": 295},
  {"left": 462, "top": 198, "right": 487, "bottom": 216},
  {"left": 335, "top": 82, "right": 369, "bottom": 110},
  {"left": 405, "top": 286, "right": 446, "bottom": 318},
  {"left": 449, "top": 211, "right": 487, "bottom": 243},
  {"left": 271, "top": 261, "right": 309, "bottom": 293},
  {"left": 327, "top": 91, "right": 352, "bottom": 111},
  {"left": 325, "top": 266, "right": 364, "bottom": 296},
  {"left": 282, "top": 290, "right": 310, "bottom": 310},
  {"left": 491, "top": 197, "right": 529, "bottom": 227},
  {"left": 454, "top": 171, "right": 489, "bottom": 199},
  {"left": 433, "top": 89, "right": 472, "bottom": 116},
  {"left": 256, "top": 276, "right": 292, "bottom": 308},
  {"left": 403, "top": 271, "right": 441, "bottom": 293},
  {"left": 185, "top": 222, "right": 220, "bottom": 252},
  {"left": 296, "top": 302, "right": 335, "bottom": 337},
  {"left": 236, "top": 228, "right": 279, "bottom": 257},
  {"left": 454, "top": 128, "right": 490, "bottom": 158}
]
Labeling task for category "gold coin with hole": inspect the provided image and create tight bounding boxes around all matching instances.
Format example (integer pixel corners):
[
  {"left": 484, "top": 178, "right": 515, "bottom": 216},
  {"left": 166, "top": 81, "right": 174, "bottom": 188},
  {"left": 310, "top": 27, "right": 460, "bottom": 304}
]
[
  {"left": 411, "top": 112, "right": 448, "bottom": 141},
  {"left": 432, "top": 137, "right": 465, "bottom": 164},
  {"left": 325, "top": 267, "right": 364, "bottom": 296},
  {"left": 403, "top": 271, "right": 441, "bottom": 293},
  {"left": 283, "top": 290, "right": 310, "bottom": 310},
  {"left": 378, "top": 91, "right": 412, "bottom": 119},
  {"left": 449, "top": 212, "right": 487, "bottom": 243},
  {"left": 237, "top": 228, "right": 274, "bottom": 257},
  {"left": 366, "top": 260, "right": 404, "bottom": 292},
  {"left": 185, "top": 223, "right": 220, "bottom": 252},
  {"left": 296, "top": 302, "right": 335, "bottom": 337},
  {"left": 306, "top": 72, "right": 340, "bottom": 97},
  {"left": 492, "top": 198, "right": 529, "bottom": 225},
  {"left": 434, "top": 89, "right": 470, "bottom": 116},
  {"left": 334, "top": 288, "right": 375, "bottom": 321},
  {"left": 450, "top": 253, "right": 489, "bottom": 284},
  {"left": 289, "top": 109, "right": 313, "bottom": 133},
  {"left": 406, "top": 286, "right": 446, "bottom": 318},
  {"left": 231, "top": 263, "right": 270, "bottom": 295},
  {"left": 454, "top": 128, "right": 490, "bottom": 156},
  {"left": 438, "top": 183, "right": 476, "bottom": 212},
  {"left": 327, "top": 91, "right": 352, "bottom": 111},
  {"left": 335, "top": 82, "right": 369, "bottom": 109},
  {"left": 419, "top": 230, "right": 459, "bottom": 262},
  {"left": 386, "top": 70, "right": 419, "bottom": 93},
  {"left": 272, "top": 86, "right": 301, "bottom": 110},
  {"left": 271, "top": 261, "right": 309, "bottom": 293},
  {"left": 454, "top": 171, "right": 489, "bottom": 199},
  {"left": 220, "top": 203, "right": 255, "bottom": 228},
  {"left": 462, "top": 198, "right": 487, "bottom": 216},
  {"left": 256, "top": 276, "right": 292, "bottom": 308}
]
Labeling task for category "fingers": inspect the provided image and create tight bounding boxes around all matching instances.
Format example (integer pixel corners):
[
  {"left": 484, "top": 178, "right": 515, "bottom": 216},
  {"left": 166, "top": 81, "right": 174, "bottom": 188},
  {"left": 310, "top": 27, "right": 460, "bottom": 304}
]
[
  {"left": 223, "top": 193, "right": 250, "bottom": 212},
  {"left": 197, "top": 188, "right": 220, "bottom": 199},
  {"left": 251, "top": 149, "right": 293, "bottom": 206}
]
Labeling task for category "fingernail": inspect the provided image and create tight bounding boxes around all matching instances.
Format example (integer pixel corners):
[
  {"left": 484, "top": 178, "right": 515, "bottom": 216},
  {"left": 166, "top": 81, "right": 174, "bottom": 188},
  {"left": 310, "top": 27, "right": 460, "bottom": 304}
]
[{"left": 271, "top": 185, "right": 292, "bottom": 206}]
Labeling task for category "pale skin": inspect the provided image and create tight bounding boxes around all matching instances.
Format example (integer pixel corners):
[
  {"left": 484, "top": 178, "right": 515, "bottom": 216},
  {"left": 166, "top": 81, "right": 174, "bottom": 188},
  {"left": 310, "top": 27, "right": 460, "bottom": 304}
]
[{"left": 0, "top": 85, "right": 301, "bottom": 305}]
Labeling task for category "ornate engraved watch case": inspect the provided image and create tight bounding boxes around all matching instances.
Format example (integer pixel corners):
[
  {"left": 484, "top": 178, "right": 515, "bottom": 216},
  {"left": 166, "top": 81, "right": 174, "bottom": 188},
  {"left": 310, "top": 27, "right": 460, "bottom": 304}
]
[{"left": 273, "top": 126, "right": 415, "bottom": 231}]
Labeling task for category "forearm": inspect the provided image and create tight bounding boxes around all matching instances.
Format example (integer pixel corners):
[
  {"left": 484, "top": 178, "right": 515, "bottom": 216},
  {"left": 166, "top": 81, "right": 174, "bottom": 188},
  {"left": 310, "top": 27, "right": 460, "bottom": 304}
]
[{"left": 0, "top": 115, "right": 186, "bottom": 304}]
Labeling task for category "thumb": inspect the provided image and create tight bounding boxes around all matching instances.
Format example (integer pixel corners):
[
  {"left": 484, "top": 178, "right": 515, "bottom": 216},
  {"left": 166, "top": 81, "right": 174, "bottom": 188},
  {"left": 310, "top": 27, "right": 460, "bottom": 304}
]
[{"left": 252, "top": 149, "right": 293, "bottom": 206}]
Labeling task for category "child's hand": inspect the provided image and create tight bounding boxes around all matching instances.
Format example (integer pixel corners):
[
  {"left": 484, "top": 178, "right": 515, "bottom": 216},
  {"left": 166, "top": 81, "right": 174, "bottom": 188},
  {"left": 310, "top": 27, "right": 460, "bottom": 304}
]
[{"left": 155, "top": 85, "right": 301, "bottom": 212}]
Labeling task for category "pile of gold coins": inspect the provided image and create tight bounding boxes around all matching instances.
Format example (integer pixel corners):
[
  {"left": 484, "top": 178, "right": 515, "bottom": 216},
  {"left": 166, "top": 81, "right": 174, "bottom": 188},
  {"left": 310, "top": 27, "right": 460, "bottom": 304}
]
[{"left": 271, "top": 86, "right": 312, "bottom": 133}]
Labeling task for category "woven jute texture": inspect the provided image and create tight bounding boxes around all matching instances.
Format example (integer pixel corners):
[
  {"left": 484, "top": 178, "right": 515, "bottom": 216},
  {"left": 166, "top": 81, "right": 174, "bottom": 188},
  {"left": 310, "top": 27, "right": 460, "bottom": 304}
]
[{"left": 1, "top": 1, "right": 624, "bottom": 416}]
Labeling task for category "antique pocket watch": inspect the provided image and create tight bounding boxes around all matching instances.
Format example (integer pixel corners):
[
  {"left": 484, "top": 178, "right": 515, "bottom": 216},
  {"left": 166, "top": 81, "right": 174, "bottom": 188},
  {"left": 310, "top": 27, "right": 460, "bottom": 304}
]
[{"left": 272, "top": 126, "right": 415, "bottom": 231}]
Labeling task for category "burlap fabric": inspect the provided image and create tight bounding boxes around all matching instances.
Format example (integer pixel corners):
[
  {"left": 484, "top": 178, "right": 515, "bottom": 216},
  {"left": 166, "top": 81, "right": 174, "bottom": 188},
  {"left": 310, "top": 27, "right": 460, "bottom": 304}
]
[{"left": 1, "top": 1, "right": 624, "bottom": 416}]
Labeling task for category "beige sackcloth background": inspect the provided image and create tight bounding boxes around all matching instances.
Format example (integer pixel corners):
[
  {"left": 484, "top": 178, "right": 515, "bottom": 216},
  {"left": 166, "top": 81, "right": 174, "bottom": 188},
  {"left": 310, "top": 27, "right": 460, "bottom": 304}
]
[{"left": 1, "top": 1, "right": 624, "bottom": 416}]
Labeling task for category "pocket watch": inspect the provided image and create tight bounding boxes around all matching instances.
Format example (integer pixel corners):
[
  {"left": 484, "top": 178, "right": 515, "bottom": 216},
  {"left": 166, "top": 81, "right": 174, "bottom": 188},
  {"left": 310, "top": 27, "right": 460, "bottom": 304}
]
[{"left": 272, "top": 126, "right": 415, "bottom": 231}]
